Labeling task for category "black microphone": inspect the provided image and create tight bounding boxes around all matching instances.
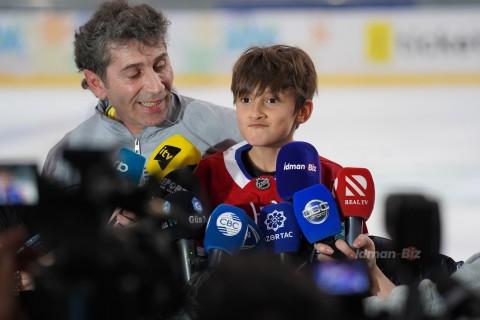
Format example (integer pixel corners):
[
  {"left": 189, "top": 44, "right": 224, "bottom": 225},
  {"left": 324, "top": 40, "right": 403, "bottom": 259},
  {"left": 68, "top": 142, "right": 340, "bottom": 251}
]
[
  {"left": 385, "top": 193, "right": 442, "bottom": 320},
  {"left": 385, "top": 193, "right": 441, "bottom": 283},
  {"left": 144, "top": 167, "right": 202, "bottom": 199},
  {"left": 161, "top": 190, "right": 206, "bottom": 285}
]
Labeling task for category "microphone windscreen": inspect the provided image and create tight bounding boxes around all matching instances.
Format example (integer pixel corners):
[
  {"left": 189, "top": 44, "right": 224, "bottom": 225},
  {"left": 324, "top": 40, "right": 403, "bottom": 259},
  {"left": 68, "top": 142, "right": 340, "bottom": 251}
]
[
  {"left": 258, "top": 202, "right": 302, "bottom": 254},
  {"left": 333, "top": 167, "right": 375, "bottom": 220},
  {"left": 242, "top": 216, "right": 266, "bottom": 253},
  {"left": 293, "top": 184, "right": 342, "bottom": 244},
  {"left": 385, "top": 193, "right": 441, "bottom": 262},
  {"left": 146, "top": 135, "right": 201, "bottom": 181},
  {"left": 145, "top": 168, "right": 202, "bottom": 199},
  {"left": 204, "top": 204, "right": 249, "bottom": 256},
  {"left": 276, "top": 141, "right": 321, "bottom": 201},
  {"left": 114, "top": 147, "right": 146, "bottom": 185},
  {"left": 162, "top": 191, "right": 206, "bottom": 240}
]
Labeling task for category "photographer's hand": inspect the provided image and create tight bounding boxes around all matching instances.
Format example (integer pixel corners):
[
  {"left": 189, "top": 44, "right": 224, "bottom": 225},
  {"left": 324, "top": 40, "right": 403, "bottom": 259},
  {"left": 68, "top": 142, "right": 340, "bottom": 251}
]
[
  {"left": 314, "top": 234, "right": 396, "bottom": 299},
  {"left": 108, "top": 207, "right": 138, "bottom": 228},
  {"left": 0, "top": 226, "right": 27, "bottom": 320}
]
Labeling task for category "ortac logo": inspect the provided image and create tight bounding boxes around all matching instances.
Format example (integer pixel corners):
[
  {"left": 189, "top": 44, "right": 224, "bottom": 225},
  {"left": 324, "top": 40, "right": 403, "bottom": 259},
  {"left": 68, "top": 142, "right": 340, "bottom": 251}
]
[
  {"left": 302, "top": 200, "right": 329, "bottom": 224},
  {"left": 154, "top": 145, "right": 181, "bottom": 169},
  {"left": 264, "top": 210, "right": 287, "bottom": 232},
  {"left": 216, "top": 212, "right": 243, "bottom": 236}
]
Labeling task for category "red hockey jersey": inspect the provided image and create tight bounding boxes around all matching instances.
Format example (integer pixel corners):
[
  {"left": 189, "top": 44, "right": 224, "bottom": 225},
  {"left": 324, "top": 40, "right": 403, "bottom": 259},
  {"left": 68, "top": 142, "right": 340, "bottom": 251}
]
[{"left": 194, "top": 141, "right": 343, "bottom": 223}]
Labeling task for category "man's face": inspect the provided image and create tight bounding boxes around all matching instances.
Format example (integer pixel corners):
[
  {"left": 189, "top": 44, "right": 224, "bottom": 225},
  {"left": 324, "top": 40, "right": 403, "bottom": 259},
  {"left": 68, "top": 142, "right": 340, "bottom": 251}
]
[{"left": 94, "top": 40, "right": 174, "bottom": 135}]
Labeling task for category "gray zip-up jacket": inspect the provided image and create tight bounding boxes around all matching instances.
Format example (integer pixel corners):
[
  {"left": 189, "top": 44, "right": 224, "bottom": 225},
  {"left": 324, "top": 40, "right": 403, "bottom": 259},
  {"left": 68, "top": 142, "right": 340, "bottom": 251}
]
[{"left": 42, "top": 91, "right": 242, "bottom": 188}]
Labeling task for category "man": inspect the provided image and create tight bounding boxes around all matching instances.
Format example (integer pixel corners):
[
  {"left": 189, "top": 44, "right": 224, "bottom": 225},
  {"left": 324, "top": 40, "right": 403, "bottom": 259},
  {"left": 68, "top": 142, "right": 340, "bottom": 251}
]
[{"left": 42, "top": 0, "right": 242, "bottom": 191}]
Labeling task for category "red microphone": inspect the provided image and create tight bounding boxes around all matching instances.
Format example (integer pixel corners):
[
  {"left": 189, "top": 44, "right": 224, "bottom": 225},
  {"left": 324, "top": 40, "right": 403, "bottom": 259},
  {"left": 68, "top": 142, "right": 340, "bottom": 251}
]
[{"left": 333, "top": 167, "right": 375, "bottom": 247}]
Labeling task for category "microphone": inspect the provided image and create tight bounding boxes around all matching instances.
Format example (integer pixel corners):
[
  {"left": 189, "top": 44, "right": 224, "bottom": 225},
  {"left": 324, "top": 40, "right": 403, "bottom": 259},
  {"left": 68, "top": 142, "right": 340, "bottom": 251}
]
[
  {"left": 113, "top": 147, "right": 146, "bottom": 185},
  {"left": 385, "top": 193, "right": 441, "bottom": 282},
  {"left": 146, "top": 135, "right": 201, "bottom": 182},
  {"left": 292, "top": 183, "right": 342, "bottom": 246},
  {"left": 258, "top": 202, "right": 302, "bottom": 265},
  {"left": 333, "top": 167, "right": 375, "bottom": 248},
  {"left": 242, "top": 216, "right": 266, "bottom": 253},
  {"left": 16, "top": 233, "right": 53, "bottom": 268},
  {"left": 276, "top": 141, "right": 320, "bottom": 202},
  {"left": 144, "top": 168, "right": 202, "bottom": 200},
  {"left": 385, "top": 193, "right": 443, "bottom": 319},
  {"left": 161, "top": 191, "right": 207, "bottom": 284},
  {"left": 203, "top": 204, "right": 249, "bottom": 268}
]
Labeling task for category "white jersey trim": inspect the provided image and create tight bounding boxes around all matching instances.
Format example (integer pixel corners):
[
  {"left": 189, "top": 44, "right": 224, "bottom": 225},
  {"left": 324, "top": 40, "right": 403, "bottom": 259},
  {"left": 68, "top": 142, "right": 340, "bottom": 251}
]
[{"left": 223, "top": 141, "right": 252, "bottom": 189}]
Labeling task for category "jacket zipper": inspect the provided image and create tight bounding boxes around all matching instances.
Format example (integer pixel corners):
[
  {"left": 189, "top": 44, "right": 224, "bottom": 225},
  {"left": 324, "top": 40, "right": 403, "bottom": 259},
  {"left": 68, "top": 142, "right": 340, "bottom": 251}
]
[{"left": 134, "top": 138, "right": 141, "bottom": 154}]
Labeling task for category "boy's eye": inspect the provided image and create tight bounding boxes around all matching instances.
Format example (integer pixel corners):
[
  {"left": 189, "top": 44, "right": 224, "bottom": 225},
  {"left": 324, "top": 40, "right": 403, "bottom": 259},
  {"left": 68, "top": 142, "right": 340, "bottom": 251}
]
[
  {"left": 266, "top": 98, "right": 279, "bottom": 104},
  {"left": 239, "top": 97, "right": 251, "bottom": 103}
]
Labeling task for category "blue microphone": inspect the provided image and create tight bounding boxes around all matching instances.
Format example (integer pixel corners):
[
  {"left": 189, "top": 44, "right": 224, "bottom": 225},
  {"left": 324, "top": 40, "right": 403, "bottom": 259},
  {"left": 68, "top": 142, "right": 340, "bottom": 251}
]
[
  {"left": 204, "top": 204, "right": 249, "bottom": 267},
  {"left": 242, "top": 216, "right": 266, "bottom": 253},
  {"left": 258, "top": 202, "right": 302, "bottom": 265},
  {"left": 292, "top": 184, "right": 342, "bottom": 244},
  {"left": 113, "top": 147, "right": 146, "bottom": 185},
  {"left": 276, "top": 141, "right": 321, "bottom": 202}
]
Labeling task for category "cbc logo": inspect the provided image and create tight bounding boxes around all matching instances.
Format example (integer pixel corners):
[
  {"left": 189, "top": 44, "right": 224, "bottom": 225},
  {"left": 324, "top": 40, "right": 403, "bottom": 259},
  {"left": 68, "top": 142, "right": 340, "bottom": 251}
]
[
  {"left": 114, "top": 161, "right": 128, "bottom": 172},
  {"left": 302, "top": 200, "right": 329, "bottom": 224},
  {"left": 216, "top": 212, "right": 243, "bottom": 236}
]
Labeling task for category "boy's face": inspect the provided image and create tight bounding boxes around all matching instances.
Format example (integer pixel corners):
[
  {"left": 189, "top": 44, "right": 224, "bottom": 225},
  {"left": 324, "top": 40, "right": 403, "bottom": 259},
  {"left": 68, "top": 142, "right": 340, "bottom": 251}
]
[
  {"left": 85, "top": 40, "right": 174, "bottom": 135},
  {"left": 235, "top": 88, "right": 307, "bottom": 148}
]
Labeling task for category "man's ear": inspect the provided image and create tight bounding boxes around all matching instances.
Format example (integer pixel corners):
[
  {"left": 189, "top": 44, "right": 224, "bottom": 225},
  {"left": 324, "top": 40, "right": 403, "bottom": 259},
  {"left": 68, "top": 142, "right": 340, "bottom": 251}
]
[
  {"left": 83, "top": 69, "right": 107, "bottom": 99},
  {"left": 296, "top": 100, "right": 313, "bottom": 124}
]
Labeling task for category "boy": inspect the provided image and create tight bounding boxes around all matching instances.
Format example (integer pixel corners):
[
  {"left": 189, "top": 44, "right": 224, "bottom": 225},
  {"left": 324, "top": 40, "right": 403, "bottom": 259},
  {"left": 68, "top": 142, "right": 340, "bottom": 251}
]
[{"left": 194, "top": 45, "right": 343, "bottom": 260}]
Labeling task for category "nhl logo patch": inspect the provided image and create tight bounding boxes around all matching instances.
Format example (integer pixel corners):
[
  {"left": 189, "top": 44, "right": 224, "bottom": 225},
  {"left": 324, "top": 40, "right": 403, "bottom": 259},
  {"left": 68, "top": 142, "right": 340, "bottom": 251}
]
[{"left": 255, "top": 178, "right": 270, "bottom": 190}]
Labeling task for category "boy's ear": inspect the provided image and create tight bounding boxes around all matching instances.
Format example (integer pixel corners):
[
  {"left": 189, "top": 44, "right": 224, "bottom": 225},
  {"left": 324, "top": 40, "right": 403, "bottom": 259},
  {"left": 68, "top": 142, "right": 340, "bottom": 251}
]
[
  {"left": 296, "top": 100, "right": 313, "bottom": 124},
  {"left": 83, "top": 69, "right": 108, "bottom": 100}
]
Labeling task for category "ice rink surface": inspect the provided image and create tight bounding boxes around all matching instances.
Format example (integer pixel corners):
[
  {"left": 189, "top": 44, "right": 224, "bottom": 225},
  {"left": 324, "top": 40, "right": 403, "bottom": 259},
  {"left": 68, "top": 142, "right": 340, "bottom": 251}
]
[{"left": 1, "top": 85, "right": 479, "bottom": 262}]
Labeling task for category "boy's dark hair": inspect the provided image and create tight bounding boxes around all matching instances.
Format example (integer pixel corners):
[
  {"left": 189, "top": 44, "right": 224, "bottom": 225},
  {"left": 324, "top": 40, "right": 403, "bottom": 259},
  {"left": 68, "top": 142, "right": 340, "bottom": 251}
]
[
  {"left": 231, "top": 45, "right": 318, "bottom": 114},
  {"left": 74, "top": 0, "right": 171, "bottom": 90}
]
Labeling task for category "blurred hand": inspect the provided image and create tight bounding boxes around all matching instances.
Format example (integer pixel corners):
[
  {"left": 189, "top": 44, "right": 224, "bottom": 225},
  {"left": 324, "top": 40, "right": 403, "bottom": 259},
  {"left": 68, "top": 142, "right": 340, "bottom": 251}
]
[
  {"left": 112, "top": 208, "right": 138, "bottom": 228},
  {"left": 314, "top": 234, "right": 395, "bottom": 299},
  {"left": 314, "top": 234, "right": 376, "bottom": 269},
  {"left": 0, "top": 226, "right": 27, "bottom": 320}
]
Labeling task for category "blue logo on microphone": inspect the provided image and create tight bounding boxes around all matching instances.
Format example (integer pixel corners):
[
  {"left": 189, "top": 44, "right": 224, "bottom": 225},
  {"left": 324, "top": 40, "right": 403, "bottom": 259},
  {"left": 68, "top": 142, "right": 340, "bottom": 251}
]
[
  {"left": 302, "top": 200, "right": 329, "bottom": 224},
  {"left": 264, "top": 210, "right": 287, "bottom": 231},
  {"left": 192, "top": 197, "right": 203, "bottom": 213},
  {"left": 217, "top": 212, "right": 243, "bottom": 236}
]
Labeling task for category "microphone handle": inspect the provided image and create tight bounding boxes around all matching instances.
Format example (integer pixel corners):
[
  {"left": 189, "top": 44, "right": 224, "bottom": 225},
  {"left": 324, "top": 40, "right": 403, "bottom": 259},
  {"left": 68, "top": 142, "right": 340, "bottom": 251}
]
[
  {"left": 207, "top": 248, "right": 227, "bottom": 269},
  {"left": 177, "top": 239, "right": 195, "bottom": 285},
  {"left": 278, "top": 252, "right": 295, "bottom": 266},
  {"left": 345, "top": 216, "right": 363, "bottom": 248}
]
